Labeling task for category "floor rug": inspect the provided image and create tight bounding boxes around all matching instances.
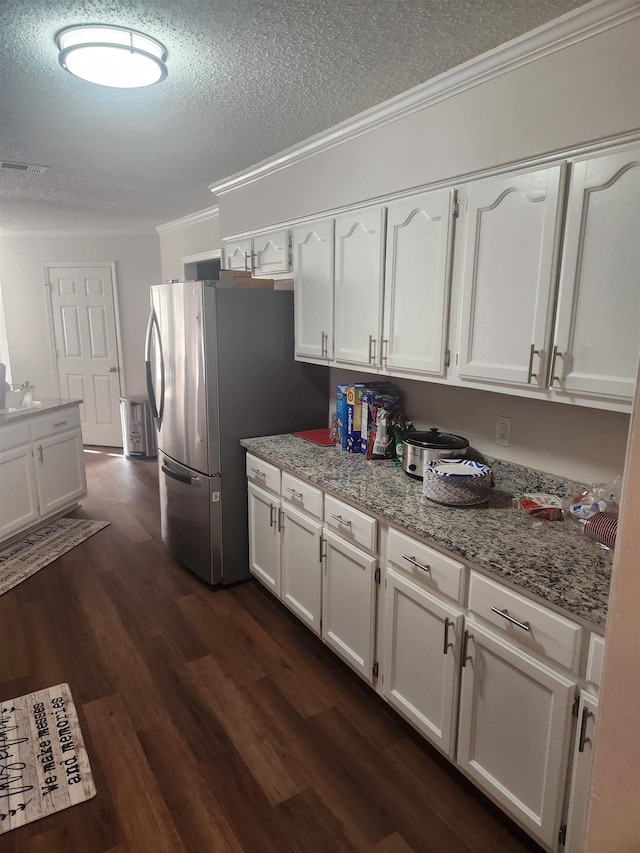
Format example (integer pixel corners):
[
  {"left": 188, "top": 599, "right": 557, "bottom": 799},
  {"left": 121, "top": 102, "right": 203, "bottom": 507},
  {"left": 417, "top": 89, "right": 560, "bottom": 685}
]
[
  {"left": 0, "top": 518, "right": 109, "bottom": 596},
  {"left": 0, "top": 683, "right": 97, "bottom": 833}
]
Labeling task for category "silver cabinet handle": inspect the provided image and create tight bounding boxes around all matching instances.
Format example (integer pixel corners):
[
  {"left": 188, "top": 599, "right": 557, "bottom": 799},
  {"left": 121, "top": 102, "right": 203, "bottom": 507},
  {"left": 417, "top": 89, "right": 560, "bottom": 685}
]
[
  {"left": 331, "top": 514, "right": 352, "bottom": 527},
  {"left": 321, "top": 331, "right": 328, "bottom": 358},
  {"left": 269, "top": 504, "right": 276, "bottom": 528},
  {"left": 443, "top": 618, "right": 453, "bottom": 655},
  {"left": 381, "top": 338, "right": 389, "bottom": 366},
  {"left": 402, "top": 554, "right": 430, "bottom": 573},
  {"left": 550, "top": 345, "right": 564, "bottom": 387},
  {"left": 527, "top": 344, "right": 540, "bottom": 384},
  {"left": 462, "top": 630, "right": 473, "bottom": 667},
  {"left": 286, "top": 488, "right": 303, "bottom": 499},
  {"left": 578, "top": 707, "right": 594, "bottom": 753},
  {"left": 278, "top": 507, "right": 284, "bottom": 532},
  {"left": 368, "top": 334, "right": 377, "bottom": 364},
  {"left": 244, "top": 251, "right": 251, "bottom": 271},
  {"left": 37, "top": 445, "right": 43, "bottom": 463},
  {"left": 53, "top": 420, "right": 68, "bottom": 427},
  {"left": 491, "top": 607, "right": 531, "bottom": 631},
  {"left": 251, "top": 467, "right": 265, "bottom": 479}
]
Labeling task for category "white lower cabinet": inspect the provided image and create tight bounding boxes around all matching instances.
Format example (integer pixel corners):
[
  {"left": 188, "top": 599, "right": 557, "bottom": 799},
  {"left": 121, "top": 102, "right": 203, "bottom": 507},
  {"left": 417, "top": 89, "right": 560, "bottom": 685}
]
[
  {"left": 456, "top": 620, "right": 576, "bottom": 850},
  {"left": 34, "top": 429, "right": 86, "bottom": 516},
  {"left": 281, "top": 502, "right": 322, "bottom": 634},
  {"left": 245, "top": 453, "right": 601, "bottom": 852},
  {"left": 0, "top": 443, "right": 40, "bottom": 540},
  {"left": 247, "top": 481, "right": 282, "bottom": 596},
  {"left": 563, "top": 690, "right": 598, "bottom": 852},
  {"left": 321, "top": 527, "right": 378, "bottom": 683},
  {"left": 381, "top": 567, "right": 463, "bottom": 757}
]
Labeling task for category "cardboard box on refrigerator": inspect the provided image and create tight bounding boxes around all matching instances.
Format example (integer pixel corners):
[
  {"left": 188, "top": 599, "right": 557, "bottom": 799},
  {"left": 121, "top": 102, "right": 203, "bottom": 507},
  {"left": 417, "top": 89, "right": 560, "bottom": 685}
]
[{"left": 219, "top": 269, "right": 251, "bottom": 281}]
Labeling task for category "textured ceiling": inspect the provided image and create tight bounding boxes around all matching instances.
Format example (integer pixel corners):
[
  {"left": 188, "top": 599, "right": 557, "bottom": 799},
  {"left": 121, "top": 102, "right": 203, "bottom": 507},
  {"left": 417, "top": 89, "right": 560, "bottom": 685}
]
[{"left": 0, "top": 0, "right": 586, "bottom": 231}]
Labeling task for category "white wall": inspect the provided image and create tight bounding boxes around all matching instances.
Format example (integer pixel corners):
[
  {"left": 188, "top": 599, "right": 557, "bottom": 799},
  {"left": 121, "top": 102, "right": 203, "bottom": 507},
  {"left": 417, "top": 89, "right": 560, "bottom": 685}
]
[
  {"left": 332, "top": 368, "right": 629, "bottom": 485},
  {"left": 218, "top": 16, "right": 640, "bottom": 235},
  {"left": 0, "top": 229, "right": 161, "bottom": 398},
  {"left": 157, "top": 207, "right": 221, "bottom": 282}
]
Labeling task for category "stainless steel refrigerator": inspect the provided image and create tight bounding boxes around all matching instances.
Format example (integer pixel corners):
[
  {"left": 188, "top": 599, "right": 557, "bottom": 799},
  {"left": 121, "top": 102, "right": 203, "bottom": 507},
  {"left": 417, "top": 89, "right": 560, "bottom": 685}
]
[{"left": 145, "top": 281, "right": 328, "bottom": 585}]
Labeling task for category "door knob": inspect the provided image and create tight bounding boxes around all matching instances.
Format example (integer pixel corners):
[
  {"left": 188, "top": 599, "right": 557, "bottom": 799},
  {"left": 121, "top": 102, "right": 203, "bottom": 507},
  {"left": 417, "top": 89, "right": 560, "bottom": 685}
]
[{"left": 108, "top": 366, "right": 118, "bottom": 372}]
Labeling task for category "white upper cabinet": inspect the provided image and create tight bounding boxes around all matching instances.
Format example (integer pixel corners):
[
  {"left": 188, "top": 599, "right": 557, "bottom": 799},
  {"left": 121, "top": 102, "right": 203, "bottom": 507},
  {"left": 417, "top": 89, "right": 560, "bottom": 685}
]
[
  {"left": 456, "top": 165, "right": 564, "bottom": 388},
  {"left": 252, "top": 228, "right": 291, "bottom": 276},
  {"left": 293, "top": 219, "right": 334, "bottom": 361},
  {"left": 223, "top": 229, "right": 291, "bottom": 275},
  {"left": 551, "top": 147, "right": 640, "bottom": 403},
  {"left": 224, "top": 237, "right": 253, "bottom": 271},
  {"left": 334, "top": 207, "right": 386, "bottom": 367},
  {"left": 383, "top": 190, "right": 455, "bottom": 377}
]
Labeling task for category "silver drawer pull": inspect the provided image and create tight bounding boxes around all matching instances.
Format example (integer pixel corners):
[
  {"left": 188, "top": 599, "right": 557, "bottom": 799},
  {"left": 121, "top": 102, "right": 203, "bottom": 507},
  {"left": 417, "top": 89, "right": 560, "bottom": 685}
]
[
  {"left": 331, "top": 514, "right": 352, "bottom": 527},
  {"left": 402, "top": 554, "right": 431, "bottom": 573},
  {"left": 251, "top": 467, "right": 265, "bottom": 478},
  {"left": 53, "top": 420, "right": 68, "bottom": 427},
  {"left": 578, "top": 708, "right": 594, "bottom": 753},
  {"left": 287, "top": 488, "right": 303, "bottom": 499},
  {"left": 491, "top": 607, "right": 531, "bottom": 631}
]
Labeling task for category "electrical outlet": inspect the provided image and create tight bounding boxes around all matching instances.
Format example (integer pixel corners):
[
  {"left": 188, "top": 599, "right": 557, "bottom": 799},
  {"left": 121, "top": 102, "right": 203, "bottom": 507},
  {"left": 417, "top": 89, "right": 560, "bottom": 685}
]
[{"left": 495, "top": 416, "right": 512, "bottom": 447}]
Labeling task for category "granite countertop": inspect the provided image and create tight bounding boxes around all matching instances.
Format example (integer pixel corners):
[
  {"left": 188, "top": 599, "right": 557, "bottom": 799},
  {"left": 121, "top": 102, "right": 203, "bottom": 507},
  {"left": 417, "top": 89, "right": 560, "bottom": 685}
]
[
  {"left": 0, "top": 398, "right": 83, "bottom": 425},
  {"left": 241, "top": 433, "right": 613, "bottom": 629}
]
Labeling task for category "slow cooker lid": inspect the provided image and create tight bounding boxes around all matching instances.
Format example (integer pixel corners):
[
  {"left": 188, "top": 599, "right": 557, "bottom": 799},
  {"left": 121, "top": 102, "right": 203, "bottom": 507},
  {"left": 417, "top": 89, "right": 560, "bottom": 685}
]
[{"left": 403, "top": 427, "right": 469, "bottom": 450}]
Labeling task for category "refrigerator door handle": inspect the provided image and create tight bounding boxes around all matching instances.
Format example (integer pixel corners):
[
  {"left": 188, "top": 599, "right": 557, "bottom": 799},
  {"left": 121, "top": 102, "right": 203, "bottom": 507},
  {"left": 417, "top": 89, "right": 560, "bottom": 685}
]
[
  {"left": 161, "top": 463, "right": 200, "bottom": 485},
  {"left": 145, "top": 307, "right": 165, "bottom": 425}
]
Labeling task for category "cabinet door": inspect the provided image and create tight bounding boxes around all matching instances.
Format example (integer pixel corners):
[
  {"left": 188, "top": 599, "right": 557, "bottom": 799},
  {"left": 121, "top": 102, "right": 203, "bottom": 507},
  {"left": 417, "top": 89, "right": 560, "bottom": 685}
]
[
  {"left": 382, "top": 568, "right": 463, "bottom": 757},
  {"left": 247, "top": 482, "right": 281, "bottom": 596},
  {"left": 457, "top": 166, "right": 564, "bottom": 387},
  {"left": 322, "top": 527, "right": 377, "bottom": 683},
  {"left": 334, "top": 207, "right": 386, "bottom": 367},
  {"left": 564, "top": 691, "right": 598, "bottom": 853},
  {"left": 552, "top": 147, "right": 640, "bottom": 402},
  {"left": 253, "top": 228, "right": 291, "bottom": 276},
  {"left": 224, "top": 238, "right": 252, "bottom": 271},
  {"left": 457, "top": 621, "right": 575, "bottom": 849},
  {"left": 34, "top": 429, "right": 87, "bottom": 517},
  {"left": 0, "top": 443, "right": 40, "bottom": 540},
  {"left": 383, "top": 190, "right": 454, "bottom": 377},
  {"left": 293, "top": 220, "right": 334, "bottom": 360},
  {"left": 281, "top": 502, "right": 323, "bottom": 634}
]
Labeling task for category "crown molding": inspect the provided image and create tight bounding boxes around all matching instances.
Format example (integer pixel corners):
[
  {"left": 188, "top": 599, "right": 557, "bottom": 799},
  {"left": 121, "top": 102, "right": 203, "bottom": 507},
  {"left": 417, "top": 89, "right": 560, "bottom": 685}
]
[
  {"left": 0, "top": 226, "right": 158, "bottom": 238},
  {"left": 209, "top": 0, "right": 639, "bottom": 197},
  {"left": 156, "top": 205, "right": 220, "bottom": 234}
]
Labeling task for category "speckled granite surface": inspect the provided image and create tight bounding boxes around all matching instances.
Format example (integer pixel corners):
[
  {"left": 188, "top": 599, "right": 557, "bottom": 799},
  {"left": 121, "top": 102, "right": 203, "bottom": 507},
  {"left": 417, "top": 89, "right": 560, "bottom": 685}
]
[
  {"left": 0, "top": 398, "right": 82, "bottom": 425},
  {"left": 241, "top": 434, "right": 612, "bottom": 629}
]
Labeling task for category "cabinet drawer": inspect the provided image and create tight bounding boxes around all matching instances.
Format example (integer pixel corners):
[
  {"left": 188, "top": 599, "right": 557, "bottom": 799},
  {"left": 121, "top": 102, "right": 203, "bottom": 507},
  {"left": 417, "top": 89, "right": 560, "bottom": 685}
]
[
  {"left": 281, "top": 472, "right": 322, "bottom": 519},
  {"left": 468, "top": 571, "right": 582, "bottom": 672},
  {"left": 0, "top": 421, "right": 31, "bottom": 452},
  {"left": 245, "top": 452, "right": 280, "bottom": 493},
  {"left": 586, "top": 633, "right": 605, "bottom": 690},
  {"left": 387, "top": 527, "right": 465, "bottom": 603},
  {"left": 324, "top": 494, "right": 377, "bottom": 553},
  {"left": 31, "top": 407, "right": 81, "bottom": 440}
]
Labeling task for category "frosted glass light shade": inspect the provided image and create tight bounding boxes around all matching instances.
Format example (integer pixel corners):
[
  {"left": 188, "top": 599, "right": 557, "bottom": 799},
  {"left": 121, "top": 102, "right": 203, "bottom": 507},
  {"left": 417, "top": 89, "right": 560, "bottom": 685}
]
[{"left": 57, "top": 25, "right": 167, "bottom": 88}]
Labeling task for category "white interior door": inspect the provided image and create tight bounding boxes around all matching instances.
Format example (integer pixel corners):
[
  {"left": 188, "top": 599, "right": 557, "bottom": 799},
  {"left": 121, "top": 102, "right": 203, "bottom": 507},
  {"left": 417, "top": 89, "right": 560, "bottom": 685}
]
[{"left": 47, "top": 264, "right": 122, "bottom": 446}]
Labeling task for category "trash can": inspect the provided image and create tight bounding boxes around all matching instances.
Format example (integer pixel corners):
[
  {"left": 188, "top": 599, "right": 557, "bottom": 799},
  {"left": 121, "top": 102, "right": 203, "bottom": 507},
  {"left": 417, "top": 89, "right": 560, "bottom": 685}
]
[{"left": 119, "top": 396, "right": 157, "bottom": 459}]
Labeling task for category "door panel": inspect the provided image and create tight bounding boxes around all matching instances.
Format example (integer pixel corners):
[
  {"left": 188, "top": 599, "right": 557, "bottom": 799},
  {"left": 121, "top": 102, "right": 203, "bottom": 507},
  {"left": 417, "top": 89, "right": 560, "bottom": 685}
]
[
  {"left": 281, "top": 502, "right": 322, "bottom": 634},
  {"left": 47, "top": 264, "right": 121, "bottom": 445}
]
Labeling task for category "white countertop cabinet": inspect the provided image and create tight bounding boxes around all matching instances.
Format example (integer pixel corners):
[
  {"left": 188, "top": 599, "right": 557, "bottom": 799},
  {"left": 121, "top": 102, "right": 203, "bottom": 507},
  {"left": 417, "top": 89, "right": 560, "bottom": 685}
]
[
  {"left": 242, "top": 439, "right": 607, "bottom": 852},
  {"left": 0, "top": 402, "right": 87, "bottom": 545}
]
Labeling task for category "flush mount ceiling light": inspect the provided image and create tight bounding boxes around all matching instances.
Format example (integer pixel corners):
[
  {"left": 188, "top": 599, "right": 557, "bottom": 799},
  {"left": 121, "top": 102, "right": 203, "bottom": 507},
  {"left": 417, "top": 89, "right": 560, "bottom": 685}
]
[{"left": 56, "top": 24, "right": 167, "bottom": 88}]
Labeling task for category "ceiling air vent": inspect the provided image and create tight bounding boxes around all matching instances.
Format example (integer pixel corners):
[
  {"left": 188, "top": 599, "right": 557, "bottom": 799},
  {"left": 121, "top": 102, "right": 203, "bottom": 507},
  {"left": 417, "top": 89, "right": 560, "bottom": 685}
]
[{"left": 0, "top": 160, "right": 50, "bottom": 174}]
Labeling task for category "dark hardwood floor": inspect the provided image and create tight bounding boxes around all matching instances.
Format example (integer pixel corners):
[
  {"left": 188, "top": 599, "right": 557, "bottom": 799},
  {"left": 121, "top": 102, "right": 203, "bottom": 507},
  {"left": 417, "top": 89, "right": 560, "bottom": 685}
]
[{"left": 0, "top": 448, "right": 545, "bottom": 852}]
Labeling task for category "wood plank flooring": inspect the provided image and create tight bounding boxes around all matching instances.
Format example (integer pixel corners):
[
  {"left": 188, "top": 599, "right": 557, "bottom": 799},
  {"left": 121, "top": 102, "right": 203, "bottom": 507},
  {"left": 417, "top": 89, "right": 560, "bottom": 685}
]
[{"left": 0, "top": 449, "right": 545, "bottom": 852}]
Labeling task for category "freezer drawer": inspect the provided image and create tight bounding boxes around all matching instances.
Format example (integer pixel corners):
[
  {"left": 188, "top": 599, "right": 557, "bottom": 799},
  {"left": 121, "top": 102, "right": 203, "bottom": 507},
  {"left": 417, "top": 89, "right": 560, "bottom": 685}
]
[{"left": 159, "top": 452, "right": 222, "bottom": 585}]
